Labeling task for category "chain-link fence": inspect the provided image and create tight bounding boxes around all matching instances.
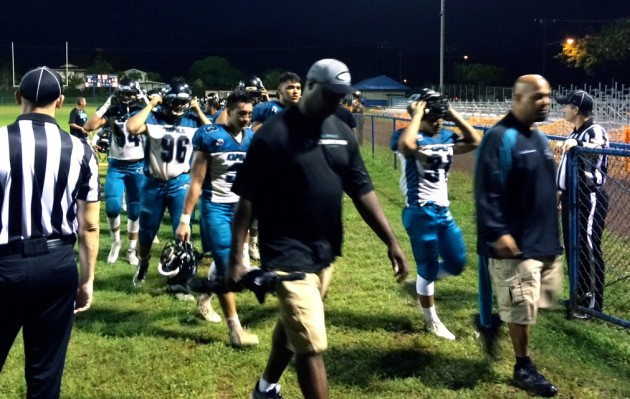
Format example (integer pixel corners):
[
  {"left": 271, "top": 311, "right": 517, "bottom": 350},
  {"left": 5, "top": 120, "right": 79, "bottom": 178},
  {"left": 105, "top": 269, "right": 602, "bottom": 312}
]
[
  {"left": 357, "top": 112, "right": 630, "bottom": 329},
  {"left": 561, "top": 145, "right": 630, "bottom": 328}
]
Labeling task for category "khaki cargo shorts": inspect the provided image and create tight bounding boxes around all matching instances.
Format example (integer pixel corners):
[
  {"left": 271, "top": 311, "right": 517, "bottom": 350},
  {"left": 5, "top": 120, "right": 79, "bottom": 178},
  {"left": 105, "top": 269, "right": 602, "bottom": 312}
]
[
  {"left": 489, "top": 257, "right": 562, "bottom": 325},
  {"left": 273, "top": 264, "right": 335, "bottom": 355}
]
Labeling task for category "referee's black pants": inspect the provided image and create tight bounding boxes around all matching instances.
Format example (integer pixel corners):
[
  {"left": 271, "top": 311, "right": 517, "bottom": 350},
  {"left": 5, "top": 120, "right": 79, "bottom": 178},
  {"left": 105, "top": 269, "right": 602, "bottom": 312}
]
[
  {"left": 0, "top": 244, "right": 78, "bottom": 399},
  {"left": 561, "top": 185, "right": 609, "bottom": 312}
]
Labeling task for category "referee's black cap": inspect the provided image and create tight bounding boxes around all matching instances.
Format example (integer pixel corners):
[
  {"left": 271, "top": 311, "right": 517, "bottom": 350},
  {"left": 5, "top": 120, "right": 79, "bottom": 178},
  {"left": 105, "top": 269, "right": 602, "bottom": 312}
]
[
  {"left": 556, "top": 89, "right": 594, "bottom": 112},
  {"left": 18, "top": 66, "right": 63, "bottom": 105}
]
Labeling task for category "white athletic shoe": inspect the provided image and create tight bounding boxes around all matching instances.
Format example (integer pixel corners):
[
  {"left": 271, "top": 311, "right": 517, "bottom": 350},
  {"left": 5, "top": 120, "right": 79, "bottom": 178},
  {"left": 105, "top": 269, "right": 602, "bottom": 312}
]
[
  {"left": 229, "top": 328, "right": 259, "bottom": 347},
  {"left": 127, "top": 248, "right": 139, "bottom": 266},
  {"left": 248, "top": 236, "right": 260, "bottom": 261},
  {"left": 174, "top": 293, "right": 196, "bottom": 301},
  {"left": 107, "top": 240, "right": 122, "bottom": 264},
  {"left": 426, "top": 320, "right": 456, "bottom": 340},
  {"left": 197, "top": 293, "right": 221, "bottom": 323}
]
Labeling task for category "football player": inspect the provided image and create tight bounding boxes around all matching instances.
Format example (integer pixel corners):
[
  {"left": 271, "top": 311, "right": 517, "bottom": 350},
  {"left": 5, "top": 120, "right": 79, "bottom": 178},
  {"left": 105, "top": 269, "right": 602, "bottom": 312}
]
[
  {"left": 391, "top": 89, "right": 481, "bottom": 340},
  {"left": 251, "top": 72, "right": 301, "bottom": 132},
  {"left": 176, "top": 90, "right": 259, "bottom": 347},
  {"left": 84, "top": 77, "right": 148, "bottom": 265},
  {"left": 126, "top": 79, "right": 209, "bottom": 297}
]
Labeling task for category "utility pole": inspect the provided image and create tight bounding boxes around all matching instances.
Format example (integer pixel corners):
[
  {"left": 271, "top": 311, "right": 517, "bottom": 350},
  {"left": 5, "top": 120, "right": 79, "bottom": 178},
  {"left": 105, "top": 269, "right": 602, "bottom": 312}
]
[{"left": 439, "top": 0, "right": 445, "bottom": 91}]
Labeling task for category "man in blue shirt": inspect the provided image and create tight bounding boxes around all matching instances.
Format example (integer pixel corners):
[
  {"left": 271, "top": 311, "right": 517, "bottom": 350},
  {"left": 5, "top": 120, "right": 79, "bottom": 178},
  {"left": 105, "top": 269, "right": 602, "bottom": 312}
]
[{"left": 475, "top": 74, "right": 562, "bottom": 398}]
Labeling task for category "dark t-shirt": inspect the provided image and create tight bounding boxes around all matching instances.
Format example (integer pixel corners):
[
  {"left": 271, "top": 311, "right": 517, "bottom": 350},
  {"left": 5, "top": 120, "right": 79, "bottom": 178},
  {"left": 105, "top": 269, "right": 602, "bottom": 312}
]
[
  {"left": 232, "top": 106, "right": 374, "bottom": 272},
  {"left": 333, "top": 105, "right": 357, "bottom": 130},
  {"left": 68, "top": 107, "right": 88, "bottom": 139}
]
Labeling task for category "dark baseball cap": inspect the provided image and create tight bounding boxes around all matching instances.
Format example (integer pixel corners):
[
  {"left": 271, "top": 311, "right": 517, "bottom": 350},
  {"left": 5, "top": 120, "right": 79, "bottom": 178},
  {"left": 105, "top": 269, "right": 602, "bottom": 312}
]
[
  {"left": 18, "top": 66, "right": 63, "bottom": 105},
  {"left": 556, "top": 90, "right": 593, "bottom": 112},
  {"left": 306, "top": 59, "right": 354, "bottom": 94}
]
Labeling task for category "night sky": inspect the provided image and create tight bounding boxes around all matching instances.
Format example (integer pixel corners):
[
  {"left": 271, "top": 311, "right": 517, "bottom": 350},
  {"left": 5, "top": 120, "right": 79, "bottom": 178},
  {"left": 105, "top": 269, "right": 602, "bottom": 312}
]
[{"left": 1, "top": 0, "right": 628, "bottom": 87}]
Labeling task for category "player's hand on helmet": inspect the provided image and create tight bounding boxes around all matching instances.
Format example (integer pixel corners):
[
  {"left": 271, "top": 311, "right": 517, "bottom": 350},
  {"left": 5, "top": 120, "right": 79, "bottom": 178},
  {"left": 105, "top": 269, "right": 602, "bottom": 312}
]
[
  {"left": 190, "top": 97, "right": 201, "bottom": 110},
  {"left": 175, "top": 222, "right": 191, "bottom": 242},
  {"left": 492, "top": 234, "right": 522, "bottom": 259},
  {"left": 388, "top": 244, "right": 409, "bottom": 283},
  {"left": 260, "top": 87, "right": 270, "bottom": 102},
  {"left": 149, "top": 94, "right": 162, "bottom": 108},
  {"left": 443, "top": 104, "right": 457, "bottom": 121},
  {"left": 410, "top": 100, "right": 427, "bottom": 118}
]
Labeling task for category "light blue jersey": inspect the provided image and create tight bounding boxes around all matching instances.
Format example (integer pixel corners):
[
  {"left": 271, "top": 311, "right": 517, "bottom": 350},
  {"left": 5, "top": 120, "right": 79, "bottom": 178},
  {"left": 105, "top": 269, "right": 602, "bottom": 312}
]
[
  {"left": 252, "top": 100, "right": 284, "bottom": 124},
  {"left": 193, "top": 124, "right": 254, "bottom": 203}
]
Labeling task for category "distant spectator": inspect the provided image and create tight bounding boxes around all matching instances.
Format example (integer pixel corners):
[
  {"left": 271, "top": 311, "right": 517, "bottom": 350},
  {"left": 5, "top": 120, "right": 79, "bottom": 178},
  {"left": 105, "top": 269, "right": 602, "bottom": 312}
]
[{"left": 68, "top": 97, "right": 88, "bottom": 140}]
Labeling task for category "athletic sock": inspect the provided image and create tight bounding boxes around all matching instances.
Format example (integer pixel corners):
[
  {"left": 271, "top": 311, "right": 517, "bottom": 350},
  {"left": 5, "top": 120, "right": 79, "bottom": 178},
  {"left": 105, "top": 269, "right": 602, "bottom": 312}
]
[
  {"left": 258, "top": 377, "right": 278, "bottom": 393},
  {"left": 422, "top": 305, "right": 439, "bottom": 323},
  {"left": 227, "top": 316, "right": 242, "bottom": 331},
  {"left": 108, "top": 216, "right": 121, "bottom": 242},
  {"left": 129, "top": 239, "right": 137, "bottom": 250}
]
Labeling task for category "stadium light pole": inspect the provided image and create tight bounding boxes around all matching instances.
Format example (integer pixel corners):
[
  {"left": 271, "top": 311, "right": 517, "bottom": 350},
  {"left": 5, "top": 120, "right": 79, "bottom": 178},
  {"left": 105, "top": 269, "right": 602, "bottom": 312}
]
[{"left": 439, "top": 0, "right": 445, "bottom": 92}]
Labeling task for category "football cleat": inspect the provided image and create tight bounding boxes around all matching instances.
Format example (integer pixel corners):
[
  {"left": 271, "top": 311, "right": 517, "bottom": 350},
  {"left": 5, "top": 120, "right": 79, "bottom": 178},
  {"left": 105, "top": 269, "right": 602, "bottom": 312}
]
[
  {"left": 229, "top": 328, "right": 259, "bottom": 348},
  {"left": 425, "top": 320, "right": 456, "bottom": 340},
  {"left": 127, "top": 248, "right": 139, "bottom": 266},
  {"left": 133, "top": 263, "right": 149, "bottom": 287},
  {"left": 107, "top": 240, "right": 122, "bottom": 264}
]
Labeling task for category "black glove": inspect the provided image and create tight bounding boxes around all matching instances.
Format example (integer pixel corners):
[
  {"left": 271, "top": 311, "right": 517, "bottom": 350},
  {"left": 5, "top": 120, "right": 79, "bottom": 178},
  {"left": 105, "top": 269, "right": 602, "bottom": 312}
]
[
  {"left": 186, "top": 269, "right": 305, "bottom": 304},
  {"left": 240, "top": 269, "right": 306, "bottom": 304}
]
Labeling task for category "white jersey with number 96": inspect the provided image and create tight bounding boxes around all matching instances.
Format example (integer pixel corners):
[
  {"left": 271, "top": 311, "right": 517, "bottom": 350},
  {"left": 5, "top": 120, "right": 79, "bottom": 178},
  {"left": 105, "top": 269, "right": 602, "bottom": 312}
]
[{"left": 143, "top": 112, "right": 201, "bottom": 180}]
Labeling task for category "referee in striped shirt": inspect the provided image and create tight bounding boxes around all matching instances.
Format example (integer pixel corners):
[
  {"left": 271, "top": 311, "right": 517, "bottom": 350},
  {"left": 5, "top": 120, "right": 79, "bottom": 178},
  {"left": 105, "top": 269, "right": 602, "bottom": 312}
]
[{"left": 0, "top": 66, "right": 100, "bottom": 399}]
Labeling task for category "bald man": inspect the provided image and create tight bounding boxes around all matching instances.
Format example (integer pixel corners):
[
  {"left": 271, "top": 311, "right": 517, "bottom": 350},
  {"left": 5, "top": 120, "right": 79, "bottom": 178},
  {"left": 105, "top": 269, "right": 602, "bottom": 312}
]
[{"left": 474, "top": 75, "right": 561, "bottom": 397}]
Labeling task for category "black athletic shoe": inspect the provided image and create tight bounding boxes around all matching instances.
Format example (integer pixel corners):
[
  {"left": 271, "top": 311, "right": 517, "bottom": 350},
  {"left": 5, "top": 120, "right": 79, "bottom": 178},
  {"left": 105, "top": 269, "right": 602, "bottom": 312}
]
[
  {"left": 251, "top": 382, "right": 283, "bottom": 399},
  {"left": 473, "top": 313, "right": 503, "bottom": 359},
  {"left": 568, "top": 311, "right": 590, "bottom": 320},
  {"left": 513, "top": 364, "right": 558, "bottom": 397},
  {"left": 133, "top": 263, "right": 149, "bottom": 287}
]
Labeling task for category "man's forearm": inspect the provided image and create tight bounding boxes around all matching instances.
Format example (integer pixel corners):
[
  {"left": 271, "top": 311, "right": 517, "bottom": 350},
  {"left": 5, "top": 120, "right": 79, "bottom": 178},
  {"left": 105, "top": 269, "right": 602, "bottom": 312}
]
[
  {"left": 77, "top": 201, "right": 100, "bottom": 285},
  {"left": 353, "top": 190, "right": 399, "bottom": 247}
]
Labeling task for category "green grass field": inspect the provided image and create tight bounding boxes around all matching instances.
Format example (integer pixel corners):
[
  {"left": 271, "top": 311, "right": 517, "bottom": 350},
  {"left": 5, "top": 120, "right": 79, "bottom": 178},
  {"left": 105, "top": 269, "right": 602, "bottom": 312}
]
[{"left": 0, "top": 104, "right": 629, "bottom": 398}]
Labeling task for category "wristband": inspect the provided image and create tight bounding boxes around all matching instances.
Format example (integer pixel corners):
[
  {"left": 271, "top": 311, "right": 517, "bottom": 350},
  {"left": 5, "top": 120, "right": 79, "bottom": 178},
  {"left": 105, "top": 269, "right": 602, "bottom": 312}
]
[
  {"left": 179, "top": 214, "right": 191, "bottom": 224},
  {"left": 96, "top": 106, "right": 108, "bottom": 118}
]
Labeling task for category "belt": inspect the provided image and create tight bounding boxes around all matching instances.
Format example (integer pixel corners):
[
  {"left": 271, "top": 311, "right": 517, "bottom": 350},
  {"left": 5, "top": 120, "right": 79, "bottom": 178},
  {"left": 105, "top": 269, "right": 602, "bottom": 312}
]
[{"left": 0, "top": 236, "right": 76, "bottom": 257}]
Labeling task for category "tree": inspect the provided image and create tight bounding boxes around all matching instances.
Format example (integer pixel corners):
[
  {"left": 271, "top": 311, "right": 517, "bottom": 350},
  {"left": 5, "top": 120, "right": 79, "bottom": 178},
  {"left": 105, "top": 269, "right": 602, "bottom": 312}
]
[
  {"left": 121, "top": 70, "right": 143, "bottom": 81},
  {"left": 0, "top": 58, "right": 13, "bottom": 90},
  {"left": 85, "top": 49, "right": 114, "bottom": 74},
  {"left": 146, "top": 71, "right": 162, "bottom": 82},
  {"left": 189, "top": 56, "right": 242, "bottom": 89},
  {"left": 452, "top": 63, "right": 507, "bottom": 86},
  {"left": 261, "top": 68, "right": 285, "bottom": 90},
  {"left": 557, "top": 19, "right": 630, "bottom": 79}
]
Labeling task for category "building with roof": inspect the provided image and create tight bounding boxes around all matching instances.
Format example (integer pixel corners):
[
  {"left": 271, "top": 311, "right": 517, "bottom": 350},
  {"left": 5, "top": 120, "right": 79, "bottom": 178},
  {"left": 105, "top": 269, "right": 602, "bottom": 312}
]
[{"left": 353, "top": 75, "right": 409, "bottom": 107}]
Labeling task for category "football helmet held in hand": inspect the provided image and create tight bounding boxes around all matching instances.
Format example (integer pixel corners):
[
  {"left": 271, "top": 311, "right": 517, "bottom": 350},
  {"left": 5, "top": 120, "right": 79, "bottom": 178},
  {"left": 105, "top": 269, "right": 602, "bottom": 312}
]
[
  {"left": 407, "top": 88, "right": 449, "bottom": 119},
  {"left": 158, "top": 240, "right": 202, "bottom": 286}
]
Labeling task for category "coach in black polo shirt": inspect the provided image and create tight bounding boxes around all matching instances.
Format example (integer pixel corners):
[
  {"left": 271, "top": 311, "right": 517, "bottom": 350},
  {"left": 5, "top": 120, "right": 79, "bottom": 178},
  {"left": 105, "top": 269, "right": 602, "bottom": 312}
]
[
  {"left": 229, "top": 59, "right": 409, "bottom": 399},
  {"left": 0, "top": 66, "right": 100, "bottom": 399}
]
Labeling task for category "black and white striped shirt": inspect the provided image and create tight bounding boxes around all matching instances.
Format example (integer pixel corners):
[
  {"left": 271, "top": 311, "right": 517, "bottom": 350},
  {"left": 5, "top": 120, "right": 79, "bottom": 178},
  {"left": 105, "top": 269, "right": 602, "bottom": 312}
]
[
  {"left": 556, "top": 119, "right": 609, "bottom": 191},
  {"left": 0, "top": 113, "right": 100, "bottom": 245}
]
